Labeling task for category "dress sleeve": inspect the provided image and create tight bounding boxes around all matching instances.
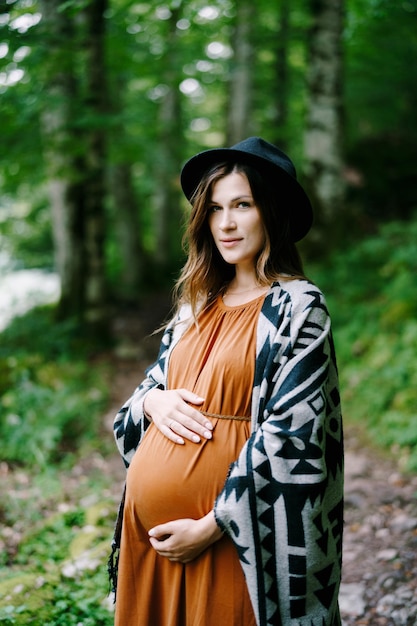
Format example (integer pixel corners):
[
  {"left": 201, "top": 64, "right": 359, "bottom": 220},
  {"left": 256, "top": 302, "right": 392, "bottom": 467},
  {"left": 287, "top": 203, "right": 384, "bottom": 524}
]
[{"left": 214, "top": 285, "right": 344, "bottom": 626}]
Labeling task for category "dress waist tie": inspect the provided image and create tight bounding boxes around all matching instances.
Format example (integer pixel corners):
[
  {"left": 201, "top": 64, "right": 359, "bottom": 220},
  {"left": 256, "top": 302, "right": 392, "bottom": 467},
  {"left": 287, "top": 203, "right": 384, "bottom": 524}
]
[{"left": 200, "top": 411, "right": 251, "bottom": 422}]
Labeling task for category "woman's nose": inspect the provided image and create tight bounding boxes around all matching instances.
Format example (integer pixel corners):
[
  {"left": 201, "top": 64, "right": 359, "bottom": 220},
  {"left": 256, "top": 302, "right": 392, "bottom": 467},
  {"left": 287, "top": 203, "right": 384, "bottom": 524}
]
[{"left": 219, "top": 209, "right": 236, "bottom": 230}]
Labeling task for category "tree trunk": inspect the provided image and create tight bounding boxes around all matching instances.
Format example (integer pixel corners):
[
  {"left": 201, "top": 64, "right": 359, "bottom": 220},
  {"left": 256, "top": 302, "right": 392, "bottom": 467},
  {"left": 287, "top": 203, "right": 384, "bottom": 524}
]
[
  {"left": 303, "top": 0, "right": 345, "bottom": 245},
  {"left": 271, "top": 0, "right": 290, "bottom": 150},
  {"left": 110, "top": 162, "right": 143, "bottom": 301},
  {"left": 40, "top": 0, "right": 109, "bottom": 331},
  {"left": 153, "top": 6, "right": 183, "bottom": 272},
  {"left": 226, "top": 0, "right": 256, "bottom": 144},
  {"left": 82, "top": 0, "right": 109, "bottom": 329},
  {"left": 40, "top": 0, "right": 85, "bottom": 320}
]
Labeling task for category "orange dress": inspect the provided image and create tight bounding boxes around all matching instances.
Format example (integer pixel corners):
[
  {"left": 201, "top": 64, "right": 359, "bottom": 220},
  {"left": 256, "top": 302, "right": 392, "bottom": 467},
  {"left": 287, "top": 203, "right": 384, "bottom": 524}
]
[{"left": 115, "top": 295, "right": 265, "bottom": 626}]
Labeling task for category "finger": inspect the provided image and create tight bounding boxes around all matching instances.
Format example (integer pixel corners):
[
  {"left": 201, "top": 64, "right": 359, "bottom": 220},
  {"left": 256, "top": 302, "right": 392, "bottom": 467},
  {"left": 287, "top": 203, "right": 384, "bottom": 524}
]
[
  {"left": 171, "top": 415, "right": 213, "bottom": 442},
  {"left": 162, "top": 423, "right": 185, "bottom": 445},
  {"left": 169, "top": 419, "right": 202, "bottom": 443},
  {"left": 149, "top": 521, "right": 174, "bottom": 539},
  {"left": 183, "top": 408, "right": 213, "bottom": 432},
  {"left": 149, "top": 537, "right": 173, "bottom": 556},
  {"left": 172, "top": 406, "right": 213, "bottom": 435},
  {"left": 177, "top": 389, "right": 205, "bottom": 406},
  {"left": 149, "top": 534, "right": 171, "bottom": 547},
  {"left": 176, "top": 391, "right": 213, "bottom": 430},
  {"left": 149, "top": 535, "right": 184, "bottom": 562}
]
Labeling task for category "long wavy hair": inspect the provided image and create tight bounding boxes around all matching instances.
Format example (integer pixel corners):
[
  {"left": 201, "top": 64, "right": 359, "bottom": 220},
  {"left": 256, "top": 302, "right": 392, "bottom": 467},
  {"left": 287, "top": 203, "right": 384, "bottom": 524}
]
[{"left": 173, "top": 161, "right": 307, "bottom": 321}]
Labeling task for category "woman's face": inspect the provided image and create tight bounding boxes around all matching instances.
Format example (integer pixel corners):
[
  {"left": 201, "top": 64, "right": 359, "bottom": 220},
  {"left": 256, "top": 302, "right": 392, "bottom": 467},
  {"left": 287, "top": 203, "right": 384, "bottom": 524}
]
[{"left": 207, "top": 171, "right": 265, "bottom": 271}]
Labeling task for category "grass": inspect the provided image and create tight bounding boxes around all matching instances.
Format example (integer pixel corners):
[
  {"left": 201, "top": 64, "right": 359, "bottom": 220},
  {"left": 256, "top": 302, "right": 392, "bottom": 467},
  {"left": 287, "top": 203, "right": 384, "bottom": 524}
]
[
  {"left": 0, "top": 462, "right": 118, "bottom": 625},
  {"left": 0, "top": 306, "right": 116, "bottom": 624}
]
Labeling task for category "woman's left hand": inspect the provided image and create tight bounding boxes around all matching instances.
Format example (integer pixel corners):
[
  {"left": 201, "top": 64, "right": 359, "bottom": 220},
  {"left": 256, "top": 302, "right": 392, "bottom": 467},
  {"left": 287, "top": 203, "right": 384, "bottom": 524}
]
[{"left": 148, "top": 511, "right": 223, "bottom": 563}]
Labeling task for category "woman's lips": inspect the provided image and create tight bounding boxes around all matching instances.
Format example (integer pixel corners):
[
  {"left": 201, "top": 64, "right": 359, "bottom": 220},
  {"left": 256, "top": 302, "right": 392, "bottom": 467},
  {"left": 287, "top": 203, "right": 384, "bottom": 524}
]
[{"left": 220, "top": 238, "right": 242, "bottom": 248}]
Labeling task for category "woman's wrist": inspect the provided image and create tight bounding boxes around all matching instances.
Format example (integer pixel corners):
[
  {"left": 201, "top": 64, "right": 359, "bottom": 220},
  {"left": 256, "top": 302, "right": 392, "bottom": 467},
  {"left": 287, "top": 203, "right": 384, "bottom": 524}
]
[
  {"left": 143, "top": 386, "right": 165, "bottom": 422},
  {"left": 200, "top": 510, "right": 224, "bottom": 546},
  {"left": 143, "top": 394, "right": 153, "bottom": 422}
]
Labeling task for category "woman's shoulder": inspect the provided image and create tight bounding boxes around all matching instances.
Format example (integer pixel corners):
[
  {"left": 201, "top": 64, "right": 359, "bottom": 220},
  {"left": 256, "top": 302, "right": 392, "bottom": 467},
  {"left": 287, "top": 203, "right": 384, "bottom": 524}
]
[
  {"left": 262, "top": 279, "right": 330, "bottom": 339},
  {"left": 270, "top": 277, "right": 325, "bottom": 305},
  {"left": 265, "top": 279, "right": 329, "bottom": 327},
  {"left": 176, "top": 302, "right": 193, "bottom": 322}
]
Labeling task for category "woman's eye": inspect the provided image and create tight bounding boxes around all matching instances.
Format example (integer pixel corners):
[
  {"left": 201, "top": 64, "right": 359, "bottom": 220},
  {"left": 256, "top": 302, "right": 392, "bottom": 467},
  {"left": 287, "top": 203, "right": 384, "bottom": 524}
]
[
  {"left": 209, "top": 205, "right": 222, "bottom": 212},
  {"left": 238, "top": 201, "right": 251, "bottom": 208}
]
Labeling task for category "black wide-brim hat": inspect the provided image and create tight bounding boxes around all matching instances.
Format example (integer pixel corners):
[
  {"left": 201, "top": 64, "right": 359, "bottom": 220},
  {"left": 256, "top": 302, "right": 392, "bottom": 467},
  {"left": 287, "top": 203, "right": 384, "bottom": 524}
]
[{"left": 180, "top": 136, "right": 313, "bottom": 242}]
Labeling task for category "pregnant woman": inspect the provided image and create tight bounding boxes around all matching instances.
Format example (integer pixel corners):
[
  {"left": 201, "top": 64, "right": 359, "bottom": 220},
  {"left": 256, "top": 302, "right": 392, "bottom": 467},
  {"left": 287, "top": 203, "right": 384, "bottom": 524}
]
[{"left": 113, "top": 137, "right": 344, "bottom": 626}]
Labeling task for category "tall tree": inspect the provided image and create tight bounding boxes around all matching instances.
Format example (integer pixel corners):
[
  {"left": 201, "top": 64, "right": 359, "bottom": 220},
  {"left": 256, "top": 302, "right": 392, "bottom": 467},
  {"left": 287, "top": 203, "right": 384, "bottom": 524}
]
[
  {"left": 39, "top": 0, "right": 86, "bottom": 320},
  {"left": 303, "top": 0, "right": 345, "bottom": 244},
  {"left": 149, "top": 4, "right": 184, "bottom": 271},
  {"left": 82, "top": 0, "right": 108, "bottom": 326},
  {"left": 110, "top": 158, "right": 143, "bottom": 301},
  {"left": 39, "top": 0, "right": 108, "bottom": 328},
  {"left": 270, "top": 0, "right": 291, "bottom": 150},
  {"left": 225, "top": 0, "right": 256, "bottom": 144}
]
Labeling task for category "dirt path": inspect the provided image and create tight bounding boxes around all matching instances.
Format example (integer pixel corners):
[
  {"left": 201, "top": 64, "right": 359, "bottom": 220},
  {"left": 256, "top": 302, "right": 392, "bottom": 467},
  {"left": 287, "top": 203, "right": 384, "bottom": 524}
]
[
  {"left": 340, "top": 430, "right": 417, "bottom": 625},
  {"left": 106, "top": 294, "right": 417, "bottom": 626}
]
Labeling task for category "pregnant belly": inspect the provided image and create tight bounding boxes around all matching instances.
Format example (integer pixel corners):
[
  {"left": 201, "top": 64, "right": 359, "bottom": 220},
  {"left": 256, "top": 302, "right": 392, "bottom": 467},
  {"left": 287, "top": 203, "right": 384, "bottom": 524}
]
[{"left": 126, "top": 421, "right": 249, "bottom": 531}]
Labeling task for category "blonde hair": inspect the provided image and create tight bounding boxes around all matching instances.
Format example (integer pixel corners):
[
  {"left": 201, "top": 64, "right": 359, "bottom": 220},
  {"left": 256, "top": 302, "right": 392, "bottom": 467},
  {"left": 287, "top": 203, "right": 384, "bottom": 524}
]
[{"left": 173, "top": 162, "right": 306, "bottom": 321}]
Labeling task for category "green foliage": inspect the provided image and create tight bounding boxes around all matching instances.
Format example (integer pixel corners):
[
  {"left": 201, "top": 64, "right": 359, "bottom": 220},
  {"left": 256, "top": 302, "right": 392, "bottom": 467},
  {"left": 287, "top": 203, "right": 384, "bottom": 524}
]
[
  {"left": 344, "top": 1, "right": 417, "bottom": 222},
  {"left": 0, "top": 497, "right": 115, "bottom": 625},
  {"left": 311, "top": 218, "right": 417, "bottom": 471},
  {"left": 0, "top": 192, "right": 53, "bottom": 270},
  {"left": 2, "top": 0, "right": 417, "bottom": 284},
  {"left": 346, "top": 0, "right": 417, "bottom": 138},
  {"left": 0, "top": 575, "right": 113, "bottom": 625},
  {"left": 0, "top": 306, "right": 110, "bottom": 467},
  {"left": 14, "top": 509, "right": 86, "bottom": 567}
]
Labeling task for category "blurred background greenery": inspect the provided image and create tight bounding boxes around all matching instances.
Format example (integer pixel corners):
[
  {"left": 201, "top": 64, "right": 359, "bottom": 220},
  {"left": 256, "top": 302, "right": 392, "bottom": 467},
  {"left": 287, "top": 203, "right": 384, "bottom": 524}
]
[{"left": 1, "top": 0, "right": 416, "bottom": 623}]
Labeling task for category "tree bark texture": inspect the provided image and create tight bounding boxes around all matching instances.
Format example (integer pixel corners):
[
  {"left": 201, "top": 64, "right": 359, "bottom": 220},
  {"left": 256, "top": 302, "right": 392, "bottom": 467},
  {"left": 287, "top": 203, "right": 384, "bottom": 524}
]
[
  {"left": 40, "top": 0, "right": 85, "bottom": 320},
  {"left": 153, "top": 5, "right": 184, "bottom": 270},
  {"left": 303, "top": 0, "right": 346, "bottom": 243},
  {"left": 40, "top": 0, "right": 109, "bottom": 330},
  {"left": 82, "top": 0, "right": 109, "bottom": 327},
  {"left": 272, "top": 0, "right": 290, "bottom": 150},
  {"left": 226, "top": 0, "right": 256, "bottom": 144}
]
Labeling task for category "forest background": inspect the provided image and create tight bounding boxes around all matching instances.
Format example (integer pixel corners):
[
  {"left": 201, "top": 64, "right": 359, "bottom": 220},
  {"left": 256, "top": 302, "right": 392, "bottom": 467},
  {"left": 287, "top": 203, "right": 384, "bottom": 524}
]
[{"left": 0, "top": 0, "right": 417, "bottom": 624}]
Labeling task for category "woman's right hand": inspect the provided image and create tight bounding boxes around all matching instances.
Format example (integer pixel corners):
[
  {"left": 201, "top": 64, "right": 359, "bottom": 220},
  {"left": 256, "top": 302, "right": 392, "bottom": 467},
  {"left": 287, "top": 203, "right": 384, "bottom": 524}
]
[{"left": 142, "top": 388, "right": 213, "bottom": 445}]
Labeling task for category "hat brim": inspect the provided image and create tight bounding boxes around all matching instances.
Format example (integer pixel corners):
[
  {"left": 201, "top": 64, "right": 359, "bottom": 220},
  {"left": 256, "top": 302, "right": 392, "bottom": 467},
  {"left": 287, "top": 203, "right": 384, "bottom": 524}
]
[{"left": 180, "top": 147, "right": 313, "bottom": 242}]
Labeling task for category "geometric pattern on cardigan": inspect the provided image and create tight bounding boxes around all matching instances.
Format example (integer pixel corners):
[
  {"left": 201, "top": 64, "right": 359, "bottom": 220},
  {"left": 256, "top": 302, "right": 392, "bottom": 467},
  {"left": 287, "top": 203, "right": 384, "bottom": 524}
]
[{"left": 113, "top": 280, "right": 344, "bottom": 626}]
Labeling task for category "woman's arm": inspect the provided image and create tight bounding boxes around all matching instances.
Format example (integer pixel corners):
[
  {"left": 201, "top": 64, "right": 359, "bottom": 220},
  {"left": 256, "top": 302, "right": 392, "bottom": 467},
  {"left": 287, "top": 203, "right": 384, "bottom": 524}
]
[
  {"left": 148, "top": 511, "right": 223, "bottom": 563},
  {"left": 113, "top": 309, "right": 214, "bottom": 466},
  {"left": 213, "top": 283, "right": 344, "bottom": 625},
  {"left": 113, "top": 317, "right": 177, "bottom": 466}
]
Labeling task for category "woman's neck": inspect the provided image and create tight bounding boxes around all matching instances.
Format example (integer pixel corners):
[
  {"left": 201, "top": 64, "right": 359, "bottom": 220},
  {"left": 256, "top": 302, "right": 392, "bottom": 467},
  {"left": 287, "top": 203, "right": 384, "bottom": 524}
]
[
  {"left": 227, "top": 267, "right": 260, "bottom": 293},
  {"left": 222, "top": 274, "right": 269, "bottom": 305}
]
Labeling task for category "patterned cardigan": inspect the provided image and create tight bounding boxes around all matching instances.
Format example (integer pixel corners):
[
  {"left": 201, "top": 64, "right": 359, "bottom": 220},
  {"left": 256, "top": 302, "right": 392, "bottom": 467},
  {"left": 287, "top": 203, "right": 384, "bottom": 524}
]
[{"left": 114, "top": 280, "right": 344, "bottom": 626}]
